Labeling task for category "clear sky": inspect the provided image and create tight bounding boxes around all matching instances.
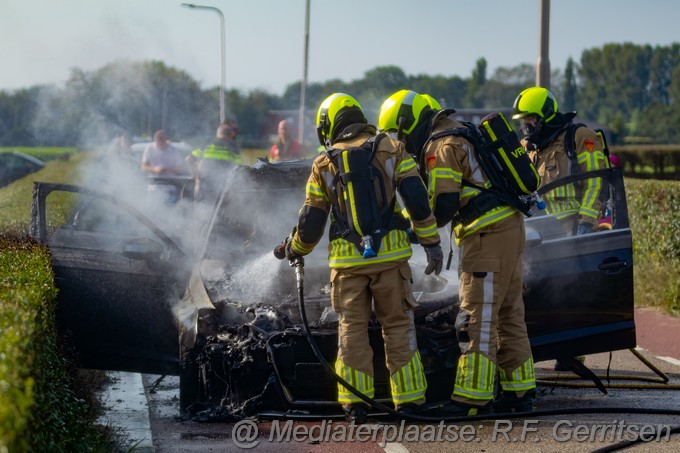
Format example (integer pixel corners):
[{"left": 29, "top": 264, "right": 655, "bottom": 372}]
[{"left": 2, "top": 0, "right": 679, "bottom": 95}]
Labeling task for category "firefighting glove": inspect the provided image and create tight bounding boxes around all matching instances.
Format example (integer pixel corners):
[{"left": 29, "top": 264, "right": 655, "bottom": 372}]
[
  {"left": 284, "top": 237, "right": 302, "bottom": 262},
  {"left": 576, "top": 222, "right": 593, "bottom": 235},
  {"left": 274, "top": 237, "right": 302, "bottom": 261},
  {"left": 423, "top": 243, "right": 444, "bottom": 275}
]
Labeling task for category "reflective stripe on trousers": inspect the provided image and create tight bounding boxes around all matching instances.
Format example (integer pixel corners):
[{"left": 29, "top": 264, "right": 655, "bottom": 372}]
[
  {"left": 335, "top": 358, "right": 375, "bottom": 404},
  {"left": 452, "top": 351, "right": 497, "bottom": 401},
  {"left": 452, "top": 214, "right": 535, "bottom": 405},
  {"left": 390, "top": 351, "right": 427, "bottom": 404},
  {"left": 499, "top": 356, "right": 536, "bottom": 392}
]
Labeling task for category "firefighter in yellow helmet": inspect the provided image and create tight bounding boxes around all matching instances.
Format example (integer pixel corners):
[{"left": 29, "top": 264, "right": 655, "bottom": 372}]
[
  {"left": 513, "top": 87, "right": 608, "bottom": 372},
  {"left": 421, "top": 93, "right": 442, "bottom": 111},
  {"left": 512, "top": 87, "right": 607, "bottom": 236},
  {"left": 378, "top": 89, "right": 536, "bottom": 415},
  {"left": 275, "top": 93, "right": 443, "bottom": 423}
]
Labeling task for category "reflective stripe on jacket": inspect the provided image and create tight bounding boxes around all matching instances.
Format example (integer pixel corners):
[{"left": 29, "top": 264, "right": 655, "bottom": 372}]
[
  {"left": 529, "top": 127, "right": 607, "bottom": 226},
  {"left": 423, "top": 113, "right": 519, "bottom": 243},
  {"left": 291, "top": 129, "right": 439, "bottom": 268},
  {"left": 192, "top": 143, "right": 242, "bottom": 163}
]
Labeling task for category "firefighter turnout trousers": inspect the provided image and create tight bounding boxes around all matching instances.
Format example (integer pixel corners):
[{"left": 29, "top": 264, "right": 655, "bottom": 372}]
[
  {"left": 452, "top": 212, "right": 536, "bottom": 406},
  {"left": 331, "top": 261, "right": 427, "bottom": 409}
]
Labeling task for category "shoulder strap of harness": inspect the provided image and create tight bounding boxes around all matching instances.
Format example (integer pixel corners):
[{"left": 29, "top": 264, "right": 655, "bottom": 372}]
[
  {"left": 565, "top": 122, "right": 611, "bottom": 191},
  {"left": 323, "top": 134, "right": 402, "bottom": 255},
  {"left": 564, "top": 122, "right": 585, "bottom": 188},
  {"left": 422, "top": 125, "right": 532, "bottom": 225}
]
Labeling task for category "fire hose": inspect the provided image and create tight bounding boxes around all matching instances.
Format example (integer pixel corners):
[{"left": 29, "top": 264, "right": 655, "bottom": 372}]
[{"left": 273, "top": 242, "right": 680, "bottom": 433}]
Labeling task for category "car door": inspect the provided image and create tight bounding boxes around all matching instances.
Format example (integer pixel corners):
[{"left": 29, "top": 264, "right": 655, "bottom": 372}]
[
  {"left": 30, "top": 182, "right": 191, "bottom": 375},
  {"left": 522, "top": 167, "right": 635, "bottom": 361}
]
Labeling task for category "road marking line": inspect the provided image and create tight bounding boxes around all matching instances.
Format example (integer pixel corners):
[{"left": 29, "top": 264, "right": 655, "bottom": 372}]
[
  {"left": 365, "top": 424, "right": 408, "bottom": 453},
  {"left": 656, "top": 356, "right": 680, "bottom": 366},
  {"left": 383, "top": 443, "right": 410, "bottom": 453}
]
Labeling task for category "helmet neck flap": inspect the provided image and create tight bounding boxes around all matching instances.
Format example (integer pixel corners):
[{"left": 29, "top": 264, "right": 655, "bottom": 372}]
[{"left": 405, "top": 107, "right": 436, "bottom": 158}]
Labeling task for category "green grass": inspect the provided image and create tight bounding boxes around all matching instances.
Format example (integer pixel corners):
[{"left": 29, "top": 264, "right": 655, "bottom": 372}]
[
  {"left": 1, "top": 147, "right": 79, "bottom": 162},
  {"left": 0, "top": 153, "right": 90, "bottom": 235}
]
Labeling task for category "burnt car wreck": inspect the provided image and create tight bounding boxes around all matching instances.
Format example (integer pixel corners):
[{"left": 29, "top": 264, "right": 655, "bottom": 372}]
[{"left": 30, "top": 157, "right": 635, "bottom": 419}]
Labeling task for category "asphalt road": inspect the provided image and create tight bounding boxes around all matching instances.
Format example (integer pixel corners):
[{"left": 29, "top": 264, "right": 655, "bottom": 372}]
[{"left": 101, "top": 307, "right": 680, "bottom": 452}]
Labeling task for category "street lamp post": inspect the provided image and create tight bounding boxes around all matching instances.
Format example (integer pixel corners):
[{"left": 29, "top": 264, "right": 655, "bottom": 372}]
[
  {"left": 299, "top": 0, "right": 310, "bottom": 144},
  {"left": 181, "top": 3, "right": 226, "bottom": 124},
  {"left": 536, "top": 0, "right": 551, "bottom": 89}
]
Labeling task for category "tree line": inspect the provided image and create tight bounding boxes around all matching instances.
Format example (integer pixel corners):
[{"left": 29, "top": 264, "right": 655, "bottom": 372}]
[{"left": 0, "top": 42, "right": 679, "bottom": 148}]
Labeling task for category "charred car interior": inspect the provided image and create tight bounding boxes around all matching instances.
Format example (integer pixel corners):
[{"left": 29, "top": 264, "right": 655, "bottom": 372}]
[{"left": 30, "top": 158, "right": 635, "bottom": 418}]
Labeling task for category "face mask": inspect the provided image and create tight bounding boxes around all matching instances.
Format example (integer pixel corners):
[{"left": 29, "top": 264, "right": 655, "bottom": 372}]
[
  {"left": 521, "top": 120, "right": 537, "bottom": 136},
  {"left": 521, "top": 118, "right": 542, "bottom": 141}
]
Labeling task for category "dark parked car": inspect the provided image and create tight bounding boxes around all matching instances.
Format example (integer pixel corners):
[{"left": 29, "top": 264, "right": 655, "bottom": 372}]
[
  {"left": 0, "top": 151, "right": 44, "bottom": 188},
  {"left": 30, "top": 158, "right": 635, "bottom": 417}
]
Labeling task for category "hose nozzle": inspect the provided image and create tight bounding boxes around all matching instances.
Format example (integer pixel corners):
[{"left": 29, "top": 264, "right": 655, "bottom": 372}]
[{"left": 273, "top": 240, "right": 287, "bottom": 260}]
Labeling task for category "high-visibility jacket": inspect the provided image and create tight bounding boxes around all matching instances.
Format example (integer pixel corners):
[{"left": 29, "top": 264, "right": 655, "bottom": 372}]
[
  {"left": 291, "top": 126, "right": 440, "bottom": 268},
  {"left": 528, "top": 126, "right": 607, "bottom": 228},
  {"left": 191, "top": 140, "right": 242, "bottom": 164},
  {"left": 422, "top": 112, "right": 518, "bottom": 243}
]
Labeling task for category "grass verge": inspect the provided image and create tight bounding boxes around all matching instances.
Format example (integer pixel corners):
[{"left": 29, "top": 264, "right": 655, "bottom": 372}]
[
  {"left": 0, "top": 147, "right": 79, "bottom": 162},
  {"left": 0, "top": 152, "right": 90, "bottom": 235}
]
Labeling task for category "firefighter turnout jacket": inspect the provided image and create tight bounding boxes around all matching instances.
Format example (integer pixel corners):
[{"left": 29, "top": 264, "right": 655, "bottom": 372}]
[
  {"left": 422, "top": 111, "right": 536, "bottom": 406},
  {"left": 528, "top": 126, "right": 607, "bottom": 230},
  {"left": 290, "top": 125, "right": 440, "bottom": 409},
  {"left": 290, "top": 128, "right": 440, "bottom": 266},
  {"left": 190, "top": 140, "right": 242, "bottom": 164},
  {"left": 423, "top": 112, "right": 519, "bottom": 243},
  {"left": 188, "top": 140, "right": 242, "bottom": 202}
]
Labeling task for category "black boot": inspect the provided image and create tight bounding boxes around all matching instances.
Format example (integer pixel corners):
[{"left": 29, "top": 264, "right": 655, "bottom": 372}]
[
  {"left": 396, "top": 402, "right": 424, "bottom": 416},
  {"left": 493, "top": 390, "right": 536, "bottom": 413},
  {"left": 345, "top": 404, "right": 368, "bottom": 424},
  {"left": 434, "top": 400, "right": 493, "bottom": 417}
]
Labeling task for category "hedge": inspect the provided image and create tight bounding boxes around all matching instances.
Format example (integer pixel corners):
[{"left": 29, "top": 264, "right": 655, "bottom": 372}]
[
  {"left": 626, "top": 178, "right": 680, "bottom": 312},
  {"left": 0, "top": 235, "right": 114, "bottom": 452},
  {"left": 612, "top": 145, "right": 680, "bottom": 179}
]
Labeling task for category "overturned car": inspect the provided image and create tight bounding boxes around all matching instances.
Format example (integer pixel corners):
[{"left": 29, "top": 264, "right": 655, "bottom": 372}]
[{"left": 30, "top": 156, "right": 635, "bottom": 417}]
